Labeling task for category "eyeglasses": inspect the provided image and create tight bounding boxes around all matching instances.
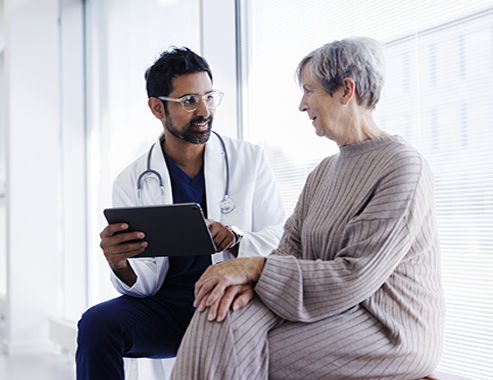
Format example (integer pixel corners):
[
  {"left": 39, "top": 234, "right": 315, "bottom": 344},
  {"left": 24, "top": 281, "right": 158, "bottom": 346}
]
[{"left": 158, "top": 90, "right": 224, "bottom": 112}]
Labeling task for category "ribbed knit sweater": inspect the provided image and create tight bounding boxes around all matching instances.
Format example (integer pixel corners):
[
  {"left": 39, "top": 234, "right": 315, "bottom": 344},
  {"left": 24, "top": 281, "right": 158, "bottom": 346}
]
[{"left": 255, "top": 135, "right": 444, "bottom": 378}]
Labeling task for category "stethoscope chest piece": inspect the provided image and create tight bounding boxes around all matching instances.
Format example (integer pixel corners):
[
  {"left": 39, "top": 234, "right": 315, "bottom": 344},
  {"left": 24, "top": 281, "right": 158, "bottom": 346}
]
[{"left": 220, "top": 195, "right": 236, "bottom": 214}]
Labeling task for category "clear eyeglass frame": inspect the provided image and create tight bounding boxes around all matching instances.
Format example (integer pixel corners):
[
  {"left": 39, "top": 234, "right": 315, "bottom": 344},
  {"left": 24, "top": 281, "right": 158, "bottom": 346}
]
[{"left": 158, "top": 90, "right": 224, "bottom": 112}]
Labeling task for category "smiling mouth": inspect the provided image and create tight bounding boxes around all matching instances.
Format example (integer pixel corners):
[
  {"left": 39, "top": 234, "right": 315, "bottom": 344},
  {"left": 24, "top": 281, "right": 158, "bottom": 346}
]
[
  {"left": 193, "top": 121, "right": 209, "bottom": 129},
  {"left": 190, "top": 117, "right": 212, "bottom": 130}
]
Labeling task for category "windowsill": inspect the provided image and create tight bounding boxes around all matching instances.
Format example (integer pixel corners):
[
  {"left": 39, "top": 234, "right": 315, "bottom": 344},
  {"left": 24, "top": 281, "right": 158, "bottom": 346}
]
[
  {"left": 432, "top": 370, "right": 474, "bottom": 380},
  {"left": 49, "top": 318, "right": 77, "bottom": 355}
]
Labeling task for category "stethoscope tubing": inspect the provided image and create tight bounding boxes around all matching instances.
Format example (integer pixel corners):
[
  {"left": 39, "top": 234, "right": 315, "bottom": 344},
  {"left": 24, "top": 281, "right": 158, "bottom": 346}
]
[{"left": 137, "top": 131, "right": 234, "bottom": 213}]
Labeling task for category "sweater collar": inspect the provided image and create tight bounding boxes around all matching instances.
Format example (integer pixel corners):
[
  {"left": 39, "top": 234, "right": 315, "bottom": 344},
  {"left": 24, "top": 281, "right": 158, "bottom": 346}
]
[{"left": 339, "top": 135, "right": 404, "bottom": 157}]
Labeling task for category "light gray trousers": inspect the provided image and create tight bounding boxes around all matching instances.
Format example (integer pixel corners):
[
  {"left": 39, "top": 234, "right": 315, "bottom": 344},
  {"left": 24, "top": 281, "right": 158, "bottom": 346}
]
[
  {"left": 170, "top": 297, "right": 281, "bottom": 380},
  {"left": 169, "top": 296, "right": 434, "bottom": 380}
]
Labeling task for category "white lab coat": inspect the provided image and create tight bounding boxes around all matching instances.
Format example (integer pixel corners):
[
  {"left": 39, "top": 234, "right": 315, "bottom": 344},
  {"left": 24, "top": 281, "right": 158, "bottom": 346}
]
[{"left": 110, "top": 132, "right": 286, "bottom": 297}]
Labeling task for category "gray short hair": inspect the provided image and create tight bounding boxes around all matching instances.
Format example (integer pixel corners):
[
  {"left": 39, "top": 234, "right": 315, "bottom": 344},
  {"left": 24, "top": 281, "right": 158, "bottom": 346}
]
[{"left": 297, "top": 37, "right": 385, "bottom": 109}]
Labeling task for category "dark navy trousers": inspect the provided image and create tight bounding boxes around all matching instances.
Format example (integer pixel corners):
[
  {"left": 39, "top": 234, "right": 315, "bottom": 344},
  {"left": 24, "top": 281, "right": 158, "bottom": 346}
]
[{"left": 75, "top": 286, "right": 196, "bottom": 380}]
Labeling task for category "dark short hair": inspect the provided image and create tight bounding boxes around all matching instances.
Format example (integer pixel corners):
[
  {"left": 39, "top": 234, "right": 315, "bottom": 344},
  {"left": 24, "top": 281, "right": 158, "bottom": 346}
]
[{"left": 145, "top": 47, "right": 213, "bottom": 111}]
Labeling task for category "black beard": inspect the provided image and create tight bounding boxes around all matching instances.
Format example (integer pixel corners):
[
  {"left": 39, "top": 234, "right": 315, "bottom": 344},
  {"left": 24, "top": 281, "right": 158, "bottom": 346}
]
[{"left": 165, "top": 115, "right": 213, "bottom": 144}]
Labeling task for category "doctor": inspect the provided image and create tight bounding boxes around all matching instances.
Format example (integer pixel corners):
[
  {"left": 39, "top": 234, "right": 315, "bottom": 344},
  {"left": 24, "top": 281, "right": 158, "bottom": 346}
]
[{"left": 75, "top": 47, "right": 286, "bottom": 380}]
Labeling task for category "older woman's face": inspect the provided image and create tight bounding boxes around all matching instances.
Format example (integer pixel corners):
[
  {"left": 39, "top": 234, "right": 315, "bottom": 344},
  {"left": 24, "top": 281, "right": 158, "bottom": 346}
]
[{"left": 298, "top": 62, "right": 344, "bottom": 140}]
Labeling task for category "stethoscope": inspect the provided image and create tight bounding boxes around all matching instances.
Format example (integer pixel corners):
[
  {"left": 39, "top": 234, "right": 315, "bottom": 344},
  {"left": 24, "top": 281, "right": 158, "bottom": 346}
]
[{"left": 137, "top": 130, "right": 236, "bottom": 214}]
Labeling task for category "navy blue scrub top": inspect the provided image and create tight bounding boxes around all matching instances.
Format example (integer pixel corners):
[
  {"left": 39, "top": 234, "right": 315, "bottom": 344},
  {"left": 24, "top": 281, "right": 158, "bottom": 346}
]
[{"left": 161, "top": 153, "right": 212, "bottom": 292}]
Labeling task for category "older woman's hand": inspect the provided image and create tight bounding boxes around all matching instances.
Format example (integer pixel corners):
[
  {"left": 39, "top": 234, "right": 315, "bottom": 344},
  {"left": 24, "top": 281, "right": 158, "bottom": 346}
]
[{"left": 193, "top": 257, "right": 265, "bottom": 322}]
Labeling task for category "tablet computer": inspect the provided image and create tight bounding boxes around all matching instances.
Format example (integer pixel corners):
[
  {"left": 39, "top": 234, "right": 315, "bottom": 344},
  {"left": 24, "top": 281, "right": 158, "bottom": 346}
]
[{"left": 103, "top": 203, "right": 216, "bottom": 258}]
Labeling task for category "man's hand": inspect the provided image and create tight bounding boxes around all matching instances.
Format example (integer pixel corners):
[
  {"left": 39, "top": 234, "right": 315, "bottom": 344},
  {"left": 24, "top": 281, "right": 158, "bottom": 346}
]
[
  {"left": 206, "top": 219, "right": 237, "bottom": 252},
  {"left": 193, "top": 257, "right": 265, "bottom": 322},
  {"left": 99, "top": 223, "right": 148, "bottom": 286}
]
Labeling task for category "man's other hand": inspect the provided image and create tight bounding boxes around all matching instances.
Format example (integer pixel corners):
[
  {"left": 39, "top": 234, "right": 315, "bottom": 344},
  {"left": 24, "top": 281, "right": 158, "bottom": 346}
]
[
  {"left": 205, "top": 219, "right": 237, "bottom": 252},
  {"left": 99, "top": 223, "right": 147, "bottom": 286}
]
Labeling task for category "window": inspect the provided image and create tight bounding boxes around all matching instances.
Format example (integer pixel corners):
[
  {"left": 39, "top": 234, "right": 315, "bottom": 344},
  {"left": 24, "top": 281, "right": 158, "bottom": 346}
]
[
  {"left": 84, "top": 0, "right": 202, "bottom": 305},
  {"left": 241, "top": 1, "right": 493, "bottom": 378}
]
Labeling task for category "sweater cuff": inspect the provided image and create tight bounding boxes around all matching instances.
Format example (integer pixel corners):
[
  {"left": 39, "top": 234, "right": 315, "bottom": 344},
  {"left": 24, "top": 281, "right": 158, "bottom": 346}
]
[{"left": 255, "top": 255, "right": 298, "bottom": 310}]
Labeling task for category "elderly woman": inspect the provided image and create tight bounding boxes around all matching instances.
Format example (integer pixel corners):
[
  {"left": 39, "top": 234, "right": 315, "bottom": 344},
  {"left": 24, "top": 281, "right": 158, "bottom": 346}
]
[{"left": 169, "top": 37, "right": 444, "bottom": 380}]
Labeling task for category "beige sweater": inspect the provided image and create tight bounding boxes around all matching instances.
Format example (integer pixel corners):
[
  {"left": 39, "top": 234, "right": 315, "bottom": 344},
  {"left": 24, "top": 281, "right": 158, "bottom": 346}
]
[{"left": 256, "top": 135, "right": 444, "bottom": 378}]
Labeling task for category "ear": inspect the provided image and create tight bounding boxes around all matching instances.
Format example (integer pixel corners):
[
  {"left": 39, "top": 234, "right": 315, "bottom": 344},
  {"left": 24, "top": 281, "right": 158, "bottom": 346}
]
[
  {"left": 340, "top": 78, "right": 356, "bottom": 105},
  {"left": 148, "top": 97, "right": 166, "bottom": 120}
]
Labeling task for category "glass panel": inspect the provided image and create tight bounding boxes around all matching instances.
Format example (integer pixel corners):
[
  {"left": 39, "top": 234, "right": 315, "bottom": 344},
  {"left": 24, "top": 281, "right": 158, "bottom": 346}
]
[
  {"left": 85, "top": 0, "right": 201, "bottom": 305},
  {"left": 376, "top": 14, "right": 493, "bottom": 377},
  {"left": 243, "top": 1, "right": 493, "bottom": 378}
]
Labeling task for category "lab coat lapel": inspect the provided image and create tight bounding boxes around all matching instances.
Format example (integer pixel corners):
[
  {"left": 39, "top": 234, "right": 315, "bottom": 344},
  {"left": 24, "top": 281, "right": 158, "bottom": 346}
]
[
  {"left": 204, "top": 133, "right": 226, "bottom": 222},
  {"left": 140, "top": 138, "right": 173, "bottom": 205}
]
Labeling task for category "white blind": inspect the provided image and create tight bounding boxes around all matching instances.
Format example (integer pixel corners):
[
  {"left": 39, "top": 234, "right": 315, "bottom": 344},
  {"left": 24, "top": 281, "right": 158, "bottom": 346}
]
[{"left": 242, "top": 1, "right": 493, "bottom": 378}]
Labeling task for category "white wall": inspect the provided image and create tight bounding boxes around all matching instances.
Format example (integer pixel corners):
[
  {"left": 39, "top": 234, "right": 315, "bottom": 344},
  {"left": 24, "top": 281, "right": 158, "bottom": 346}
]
[
  {"left": 58, "top": 0, "right": 87, "bottom": 326},
  {"left": 3, "top": 0, "right": 62, "bottom": 354}
]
